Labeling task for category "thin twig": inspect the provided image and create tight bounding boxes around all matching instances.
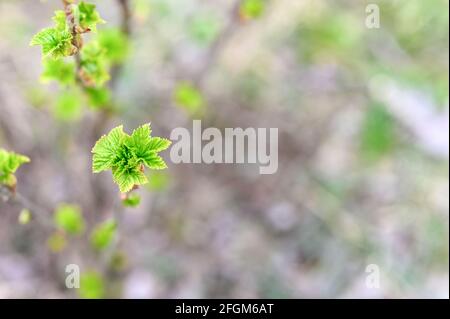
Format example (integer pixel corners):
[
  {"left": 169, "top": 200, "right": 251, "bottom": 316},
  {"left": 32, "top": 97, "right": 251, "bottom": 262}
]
[
  {"left": 109, "top": 0, "right": 132, "bottom": 89},
  {"left": 194, "top": 0, "right": 241, "bottom": 87},
  {"left": 1, "top": 185, "right": 53, "bottom": 228},
  {"left": 62, "top": 0, "right": 86, "bottom": 87}
]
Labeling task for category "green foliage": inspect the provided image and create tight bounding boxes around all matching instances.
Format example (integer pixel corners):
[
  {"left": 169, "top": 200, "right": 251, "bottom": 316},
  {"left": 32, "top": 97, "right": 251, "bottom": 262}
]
[
  {"left": 295, "top": 12, "right": 362, "bottom": 63},
  {"left": 30, "top": 27, "right": 75, "bottom": 59},
  {"left": 31, "top": 2, "right": 121, "bottom": 118},
  {"left": 85, "top": 87, "right": 111, "bottom": 108},
  {"left": 25, "top": 87, "right": 50, "bottom": 109},
  {"left": 54, "top": 204, "right": 85, "bottom": 235},
  {"left": 47, "top": 232, "right": 67, "bottom": 253},
  {"left": 122, "top": 193, "right": 141, "bottom": 207},
  {"left": 54, "top": 89, "right": 83, "bottom": 121},
  {"left": 52, "top": 10, "right": 68, "bottom": 31},
  {"left": 75, "top": 1, "right": 105, "bottom": 32},
  {"left": 189, "top": 16, "right": 221, "bottom": 45},
  {"left": 91, "top": 219, "right": 117, "bottom": 250},
  {"left": 109, "top": 251, "right": 128, "bottom": 272},
  {"left": 79, "top": 271, "right": 105, "bottom": 299},
  {"left": 0, "top": 148, "right": 30, "bottom": 188},
  {"left": 146, "top": 171, "right": 170, "bottom": 191},
  {"left": 239, "top": 0, "right": 266, "bottom": 20},
  {"left": 79, "top": 41, "right": 110, "bottom": 87},
  {"left": 18, "top": 209, "right": 32, "bottom": 225},
  {"left": 174, "top": 82, "right": 205, "bottom": 115},
  {"left": 92, "top": 124, "right": 172, "bottom": 193},
  {"left": 98, "top": 28, "right": 129, "bottom": 64},
  {"left": 360, "top": 103, "right": 396, "bottom": 161},
  {"left": 41, "top": 58, "right": 76, "bottom": 85}
]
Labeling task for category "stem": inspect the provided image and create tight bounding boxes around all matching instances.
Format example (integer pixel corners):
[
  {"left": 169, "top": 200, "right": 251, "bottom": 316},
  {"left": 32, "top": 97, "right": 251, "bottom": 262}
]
[
  {"left": 194, "top": 0, "right": 241, "bottom": 87},
  {"left": 0, "top": 185, "right": 53, "bottom": 228},
  {"left": 109, "top": 0, "right": 132, "bottom": 89},
  {"left": 118, "top": 0, "right": 132, "bottom": 36},
  {"left": 62, "top": 0, "right": 86, "bottom": 87},
  {"left": 100, "top": 194, "right": 125, "bottom": 271}
]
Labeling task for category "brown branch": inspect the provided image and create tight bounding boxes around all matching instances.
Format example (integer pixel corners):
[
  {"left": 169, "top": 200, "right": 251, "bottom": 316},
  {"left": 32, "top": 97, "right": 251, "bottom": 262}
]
[
  {"left": 118, "top": 0, "right": 132, "bottom": 36},
  {"left": 62, "top": 0, "right": 88, "bottom": 88}
]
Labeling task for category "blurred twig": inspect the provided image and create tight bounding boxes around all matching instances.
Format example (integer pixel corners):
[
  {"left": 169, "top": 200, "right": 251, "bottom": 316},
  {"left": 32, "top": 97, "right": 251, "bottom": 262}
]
[
  {"left": 0, "top": 185, "right": 53, "bottom": 228},
  {"left": 109, "top": 0, "right": 132, "bottom": 89},
  {"left": 194, "top": 0, "right": 242, "bottom": 88}
]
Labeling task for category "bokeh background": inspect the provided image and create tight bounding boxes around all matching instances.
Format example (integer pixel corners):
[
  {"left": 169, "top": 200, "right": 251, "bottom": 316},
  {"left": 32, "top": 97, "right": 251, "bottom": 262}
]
[{"left": 0, "top": 0, "right": 448, "bottom": 298}]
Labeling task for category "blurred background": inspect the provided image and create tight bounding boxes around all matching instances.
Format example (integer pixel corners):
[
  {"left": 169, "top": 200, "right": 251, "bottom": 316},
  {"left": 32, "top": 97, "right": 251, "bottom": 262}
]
[{"left": 0, "top": 0, "right": 448, "bottom": 298}]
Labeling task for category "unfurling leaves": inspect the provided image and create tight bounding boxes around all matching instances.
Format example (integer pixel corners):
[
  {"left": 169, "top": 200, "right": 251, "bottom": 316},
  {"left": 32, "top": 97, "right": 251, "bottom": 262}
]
[
  {"left": 79, "top": 41, "right": 110, "bottom": 87},
  {"left": 31, "top": 1, "right": 118, "bottom": 116},
  {"left": 54, "top": 204, "right": 86, "bottom": 235},
  {"left": 30, "top": 27, "right": 75, "bottom": 59},
  {"left": 92, "top": 124, "right": 171, "bottom": 193},
  {"left": 41, "top": 58, "right": 76, "bottom": 85},
  {"left": 75, "top": 1, "right": 105, "bottom": 32},
  {"left": 0, "top": 148, "right": 30, "bottom": 188},
  {"left": 52, "top": 10, "right": 68, "bottom": 31}
]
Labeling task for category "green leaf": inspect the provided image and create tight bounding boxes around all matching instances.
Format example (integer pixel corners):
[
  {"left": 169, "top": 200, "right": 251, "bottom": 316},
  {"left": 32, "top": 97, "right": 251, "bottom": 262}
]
[
  {"left": 52, "top": 10, "right": 68, "bottom": 31},
  {"left": 0, "top": 148, "right": 30, "bottom": 187},
  {"left": 92, "top": 125, "right": 126, "bottom": 173},
  {"left": 54, "top": 89, "right": 83, "bottom": 122},
  {"left": 146, "top": 171, "right": 170, "bottom": 191},
  {"left": 92, "top": 124, "right": 171, "bottom": 193},
  {"left": 126, "top": 123, "right": 152, "bottom": 153},
  {"left": 79, "top": 271, "right": 104, "bottom": 299},
  {"left": 30, "top": 27, "right": 74, "bottom": 59},
  {"left": 122, "top": 193, "right": 141, "bottom": 207},
  {"left": 360, "top": 103, "right": 396, "bottom": 161},
  {"left": 189, "top": 15, "right": 221, "bottom": 45},
  {"left": 98, "top": 28, "right": 129, "bottom": 63},
  {"left": 41, "top": 58, "right": 76, "bottom": 85},
  {"left": 80, "top": 41, "right": 110, "bottom": 87},
  {"left": 47, "top": 232, "right": 67, "bottom": 253},
  {"left": 174, "top": 82, "right": 205, "bottom": 115},
  {"left": 143, "top": 153, "right": 167, "bottom": 170},
  {"left": 112, "top": 165, "right": 148, "bottom": 193},
  {"left": 18, "top": 209, "right": 32, "bottom": 225},
  {"left": 85, "top": 87, "right": 111, "bottom": 109},
  {"left": 90, "top": 219, "right": 117, "bottom": 250},
  {"left": 239, "top": 0, "right": 265, "bottom": 20},
  {"left": 76, "top": 1, "right": 105, "bottom": 32},
  {"left": 148, "top": 137, "right": 172, "bottom": 153},
  {"left": 54, "top": 204, "right": 85, "bottom": 235}
]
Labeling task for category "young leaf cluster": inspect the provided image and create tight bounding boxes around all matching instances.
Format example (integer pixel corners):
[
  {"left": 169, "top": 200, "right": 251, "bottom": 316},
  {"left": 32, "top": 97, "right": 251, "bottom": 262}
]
[
  {"left": 92, "top": 124, "right": 171, "bottom": 193},
  {"left": 30, "top": 1, "right": 129, "bottom": 120},
  {"left": 0, "top": 148, "right": 30, "bottom": 188}
]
